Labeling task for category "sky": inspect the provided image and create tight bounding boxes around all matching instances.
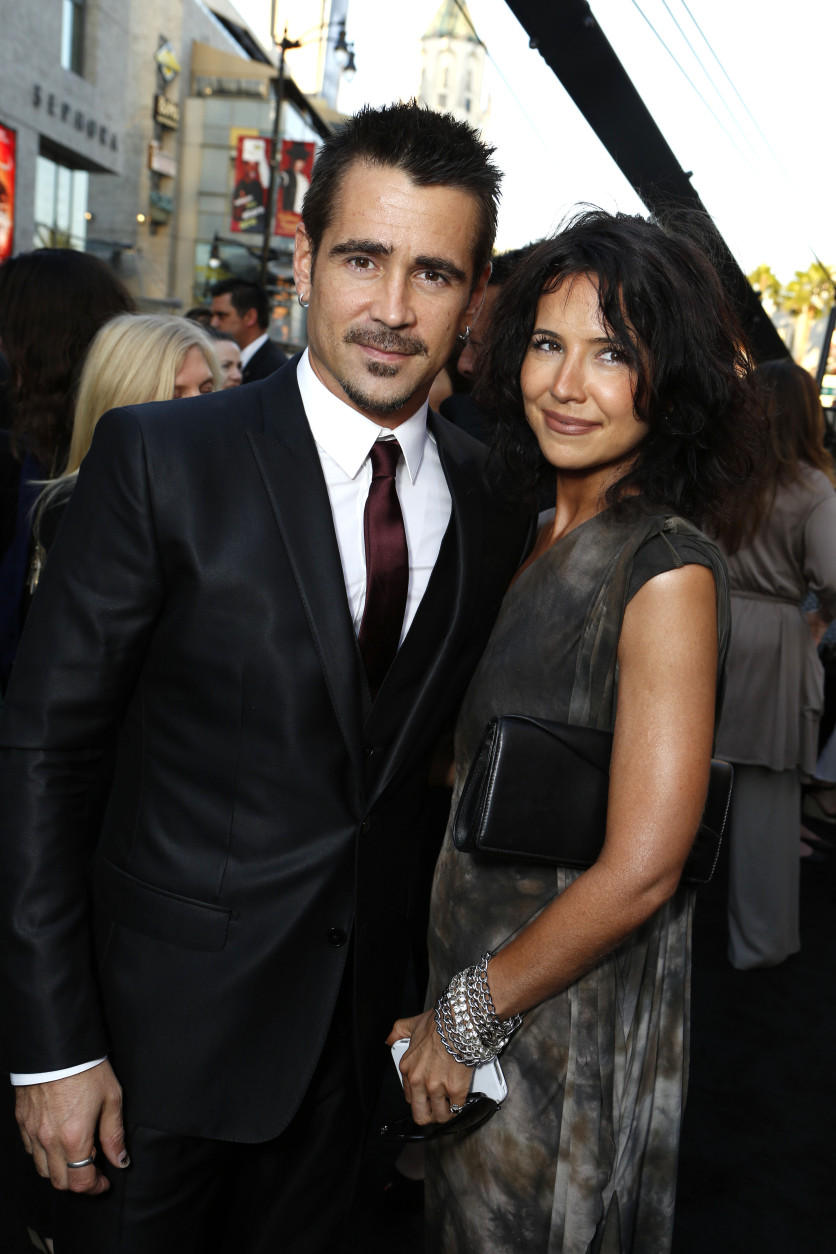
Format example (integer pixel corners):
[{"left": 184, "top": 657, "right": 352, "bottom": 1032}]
[{"left": 231, "top": 0, "right": 836, "bottom": 285}]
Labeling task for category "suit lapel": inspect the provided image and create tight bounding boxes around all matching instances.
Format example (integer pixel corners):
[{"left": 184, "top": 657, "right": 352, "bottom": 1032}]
[
  {"left": 366, "top": 413, "right": 483, "bottom": 804},
  {"left": 247, "top": 364, "right": 368, "bottom": 776}
]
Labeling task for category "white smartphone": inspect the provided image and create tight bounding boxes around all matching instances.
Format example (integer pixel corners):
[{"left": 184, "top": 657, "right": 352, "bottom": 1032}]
[{"left": 390, "top": 1037, "right": 508, "bottom": 1104}]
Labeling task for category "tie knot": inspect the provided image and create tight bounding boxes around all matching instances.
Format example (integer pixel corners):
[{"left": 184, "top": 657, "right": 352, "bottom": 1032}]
[{"left": 369, "top": 439, "right": 402, "bottom": 480}]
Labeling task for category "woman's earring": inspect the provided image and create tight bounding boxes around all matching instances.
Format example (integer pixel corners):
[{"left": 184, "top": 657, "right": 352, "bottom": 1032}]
[
  {"left": 297, "top": 294, "right": 309, "bottom": 309},
  {"left": 458, "top": 326, "right": 471, "bottom": 345}
]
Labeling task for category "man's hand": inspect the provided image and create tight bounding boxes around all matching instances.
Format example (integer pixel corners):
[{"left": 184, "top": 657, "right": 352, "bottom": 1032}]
[{"left": 15, "top": 1060, "right": 128, "bottom": 1194}]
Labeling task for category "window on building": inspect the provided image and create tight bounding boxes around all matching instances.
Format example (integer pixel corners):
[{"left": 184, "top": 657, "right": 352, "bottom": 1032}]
[
  {"left": 34, "top": 152, "right": 89, "bottom": 249},
  {"left": 61, "top": 0, "right": 85, "bottom": 75}
]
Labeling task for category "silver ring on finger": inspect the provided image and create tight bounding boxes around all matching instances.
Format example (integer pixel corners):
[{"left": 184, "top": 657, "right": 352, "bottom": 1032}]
[
  {"left": 449, "top": 1102, "right": 466, "bottom": 1115},
  {"left": 66, "top": 1155, "right": 96, "bottom": 1168}
]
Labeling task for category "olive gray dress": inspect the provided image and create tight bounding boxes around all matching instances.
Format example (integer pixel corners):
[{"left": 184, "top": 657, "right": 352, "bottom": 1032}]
[{"left": 425, "top": 507, "right": 729, "bottom": 1254}]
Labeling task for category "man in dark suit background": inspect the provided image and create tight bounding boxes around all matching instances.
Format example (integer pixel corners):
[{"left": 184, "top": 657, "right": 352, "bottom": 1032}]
[
  {"left": 209, "top": 277, "right": 288, "bottom": 382},
  {"left": 0, "top": 103, "right": 530, "bottom": 1252}
]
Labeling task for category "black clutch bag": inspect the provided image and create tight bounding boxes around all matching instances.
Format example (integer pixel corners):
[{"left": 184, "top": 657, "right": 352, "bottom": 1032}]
[
  {"left": 452, "top": 714, "right": 732, "bottom": 887},
  {"left": 450, "top": 515, "right": 734, "bottom": 890}
]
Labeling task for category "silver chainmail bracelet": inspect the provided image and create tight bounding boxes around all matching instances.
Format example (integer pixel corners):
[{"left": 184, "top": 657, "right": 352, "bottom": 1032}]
[{"left": 434, "top": 952, "right": 523, "bottom": 1066}]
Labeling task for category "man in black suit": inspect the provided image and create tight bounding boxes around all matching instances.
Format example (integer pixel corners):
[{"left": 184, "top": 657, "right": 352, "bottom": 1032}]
[
  {"left": 209, "top": 277, "right": 288, "bottom": 382},
  {"left": 0, "top": 103, "right": 530, "bottom": 1252}
]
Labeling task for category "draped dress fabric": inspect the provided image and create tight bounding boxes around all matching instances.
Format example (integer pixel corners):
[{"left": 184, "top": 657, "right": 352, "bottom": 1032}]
[
  {"left": 425, "top": 507, "right": 729, "bottom": 1254},
  {"left": 714, "top": 467, "right": 836, "bottom": 968}
]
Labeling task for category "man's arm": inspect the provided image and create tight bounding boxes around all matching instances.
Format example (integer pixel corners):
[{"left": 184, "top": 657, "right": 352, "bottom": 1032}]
[{"left": 0, "top": 408, "right": 165, "bottom": 1188}]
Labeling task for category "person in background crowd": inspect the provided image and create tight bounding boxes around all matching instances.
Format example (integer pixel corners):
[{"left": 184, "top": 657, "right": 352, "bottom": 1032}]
[
  {"left": 0, "top": 250, "right": 134, "bottom": 694},
  {"left": 185, "top": 306, "right": 213, "bottom": 329},
  {"left": 440, "top": 243, "right": 539, "bottom": 443},
  {"left": 206, "top": 325, "right": 243, "bottom": 389},
  {"left": 28, "top": 314, "right": 220, "bottom": 586},
  {"left": 715, "top": 357, "right": 836, "bottom": 969},
  {"left": 209, "top": 278, "right": 288, "bottom": 383}
]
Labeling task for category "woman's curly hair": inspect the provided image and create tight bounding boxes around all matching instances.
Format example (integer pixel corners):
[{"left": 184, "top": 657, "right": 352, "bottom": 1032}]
[{"left": 476, "top": 209, "right": 766, "bottom": 544}]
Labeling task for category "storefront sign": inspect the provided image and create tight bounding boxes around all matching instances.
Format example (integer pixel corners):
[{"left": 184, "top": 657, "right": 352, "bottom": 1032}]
[
  {"left": 32, "top": 84, "right": 119, "bottom": 152},
  {"left": 149, "top": 189, "right": 174, "bottom": 215},
  {"left": 194, "top": 76, "right": 268, "bottom": 99},
  {"left": 155, "top": 41, "right": 181, "bottom": 84},
  {"left": 154, "top": 95, "right": 180, "bottom": 130},
  {"left": 0, "top": 122, "right": 16, "bottom": 263},
  {"left": 148, "top": 141, "right": 177, "bottom": 178}
]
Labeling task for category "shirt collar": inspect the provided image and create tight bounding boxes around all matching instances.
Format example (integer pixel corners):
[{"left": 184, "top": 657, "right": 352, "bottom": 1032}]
[
  {"left": 240, "top": 331, "right": 269, "bottom": 369},
  {"left": 296, "top": 348, "right": 430, "bottom": 482}
]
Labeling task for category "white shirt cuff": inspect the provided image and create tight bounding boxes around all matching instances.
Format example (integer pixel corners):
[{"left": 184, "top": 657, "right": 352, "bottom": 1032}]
[{"left": 10, "top": 1057, "right": 107, "bottom": 1085}]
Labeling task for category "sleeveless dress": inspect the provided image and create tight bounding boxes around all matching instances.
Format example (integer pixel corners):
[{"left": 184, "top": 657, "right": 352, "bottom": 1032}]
[{"left": 425, "top": 506, "right": 730, "bottom": 1254}]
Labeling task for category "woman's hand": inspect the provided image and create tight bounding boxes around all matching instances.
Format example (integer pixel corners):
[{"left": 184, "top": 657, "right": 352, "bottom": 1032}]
[
  {"left": 806, "top": 608, "right": 830, "bottom": 647},
  {"left": 386, "top": 1011, "right": 473, "bottom": 1124}
]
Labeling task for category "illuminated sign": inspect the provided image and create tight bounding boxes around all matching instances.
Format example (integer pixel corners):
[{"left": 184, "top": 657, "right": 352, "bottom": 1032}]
[
  {"left": 155, "top": 41, "right": 181, "bottom": 83},
  {"left": 0, "top": 122, "right": 16, "bottom": 263},
  {"left": 154, "top": 95, "right": 180, "bottom": 130}
]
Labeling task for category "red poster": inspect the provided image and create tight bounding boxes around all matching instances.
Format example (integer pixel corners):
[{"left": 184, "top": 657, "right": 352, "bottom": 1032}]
[
  {"left": 0, "top": 123, "right": 16, "bottom": 263},
  {"left": 229, "top": 136, "right": 315, "bottom": 239},
  {"left": 275, "top": 140, "right": 315, "bottom": 238},
  {"left": 230, "top": 135, "right": 270, "bottom": 234}
]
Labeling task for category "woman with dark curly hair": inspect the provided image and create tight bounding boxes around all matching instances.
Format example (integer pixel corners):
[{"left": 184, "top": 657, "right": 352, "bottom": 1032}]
[
  {"left": 388, "top": 210, "right": 764, "bottom": 1253},
  {"left": 0, "top": 249, "right": 134, "bottom": 692}
]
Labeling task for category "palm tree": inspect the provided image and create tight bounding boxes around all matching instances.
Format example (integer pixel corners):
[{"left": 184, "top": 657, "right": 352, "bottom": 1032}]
[
  {"left": 747, "top": 264, "right": 781, "bottom": 309},
  {"left": 780, "top": 262, "right": 835, "bottom": 364}
]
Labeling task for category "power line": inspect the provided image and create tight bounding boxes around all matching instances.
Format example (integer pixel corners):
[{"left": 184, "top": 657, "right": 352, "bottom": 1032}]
[
  {"left": 679, "top": 0, "right": 791, "bottom": 178},
  {"left": 658, "top": 0, "right": 756, "bottom": 158},
  {"left": 676, "top": 0, "right": 831, "bottom": 273},
  {"left": 447, "top": 0, "right": 570, "bottom": 180},
  {"left": 629, "top": 0, "right": 750, "bottom": 163}
]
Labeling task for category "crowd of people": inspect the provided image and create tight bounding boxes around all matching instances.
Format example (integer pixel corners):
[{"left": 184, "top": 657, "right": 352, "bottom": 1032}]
[{"left": 0, "top": 99, "right": 832, "bottom": 1254}]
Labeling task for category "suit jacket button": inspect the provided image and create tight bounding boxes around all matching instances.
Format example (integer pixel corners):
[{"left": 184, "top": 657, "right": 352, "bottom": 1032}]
[
  {"left": 360, "top": 817, "right": 372, "bottom": 835},
  {"left": 328, "top": 927, "right": 347, "bottom": 948},
  {"left": 363, "top": 746, "right": 376, "bottom": 758}
]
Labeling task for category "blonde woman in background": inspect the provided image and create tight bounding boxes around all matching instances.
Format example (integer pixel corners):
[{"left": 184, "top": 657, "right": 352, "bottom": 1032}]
[{"left": 29, "top": 314, "right": 220, "bottom": 584}]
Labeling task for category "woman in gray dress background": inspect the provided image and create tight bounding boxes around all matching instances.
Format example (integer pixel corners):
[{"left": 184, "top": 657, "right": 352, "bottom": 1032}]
[
  {"left": 387, "top": 211, "right": 764, "bottom": 1253},
  {"left": 715, "top": 359, "right": 836, "bottom": 969}
]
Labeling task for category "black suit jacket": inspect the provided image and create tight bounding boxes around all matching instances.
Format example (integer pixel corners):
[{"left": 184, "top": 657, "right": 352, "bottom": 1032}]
[
  {"left": 242, "top": 336, "right": 289, "bottom": 384},
  {"left": 0, "top": 361, "right": 531, "bottom": 1142}
]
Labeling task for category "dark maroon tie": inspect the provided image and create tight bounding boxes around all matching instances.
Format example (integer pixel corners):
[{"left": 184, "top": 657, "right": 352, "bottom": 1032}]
[{"left": 358, "top": 439, "right": 408, "bottom": 697}]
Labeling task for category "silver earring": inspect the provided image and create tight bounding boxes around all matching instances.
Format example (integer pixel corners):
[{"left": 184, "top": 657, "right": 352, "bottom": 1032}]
[
  {"left": 458, "top": 326, "right": 471, "bottom": 345},
  {"left": 297, "top": 294, "right": 309, "bottom": 309}
]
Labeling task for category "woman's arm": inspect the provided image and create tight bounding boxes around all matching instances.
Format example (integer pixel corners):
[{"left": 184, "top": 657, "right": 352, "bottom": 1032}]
[{"left": 389, "top": 562, "right": 718, "bottom": 1122}]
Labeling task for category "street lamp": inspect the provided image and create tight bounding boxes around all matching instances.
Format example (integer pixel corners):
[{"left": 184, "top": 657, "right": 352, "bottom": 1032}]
[{"left": 258, "top": 15, "right": 357, "bottom": 286}]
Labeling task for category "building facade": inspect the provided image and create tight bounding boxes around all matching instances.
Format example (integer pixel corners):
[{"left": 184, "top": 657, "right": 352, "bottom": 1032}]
[
  {"left": 419, "top": 0, "right": 487, "bottom": 132},
  {"left": 0, "top": 0, "right": 342, "bottom": 342}
]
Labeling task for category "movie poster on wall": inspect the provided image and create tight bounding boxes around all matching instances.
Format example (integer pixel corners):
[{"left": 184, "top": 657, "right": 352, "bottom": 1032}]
[
  {"left": 230, "top": 135, "right": 269, "bottom": 234},
  {"left": 275, "top": 140, "right": 314, "bottom": 238},
  {"left": 0, "top": 123, "right": 16, "bottom": 263}
]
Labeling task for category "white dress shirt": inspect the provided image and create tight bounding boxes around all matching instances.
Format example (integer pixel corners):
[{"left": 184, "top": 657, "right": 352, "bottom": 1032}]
[
  {"left": 11, "top": 349, "right": 452, "bottom": 1086},
  {"left": 239, "top": 331, "right": 270, "bottom": 371},
  {"left": 297, "top": 348, "right": 452, "bottom": 642}
]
